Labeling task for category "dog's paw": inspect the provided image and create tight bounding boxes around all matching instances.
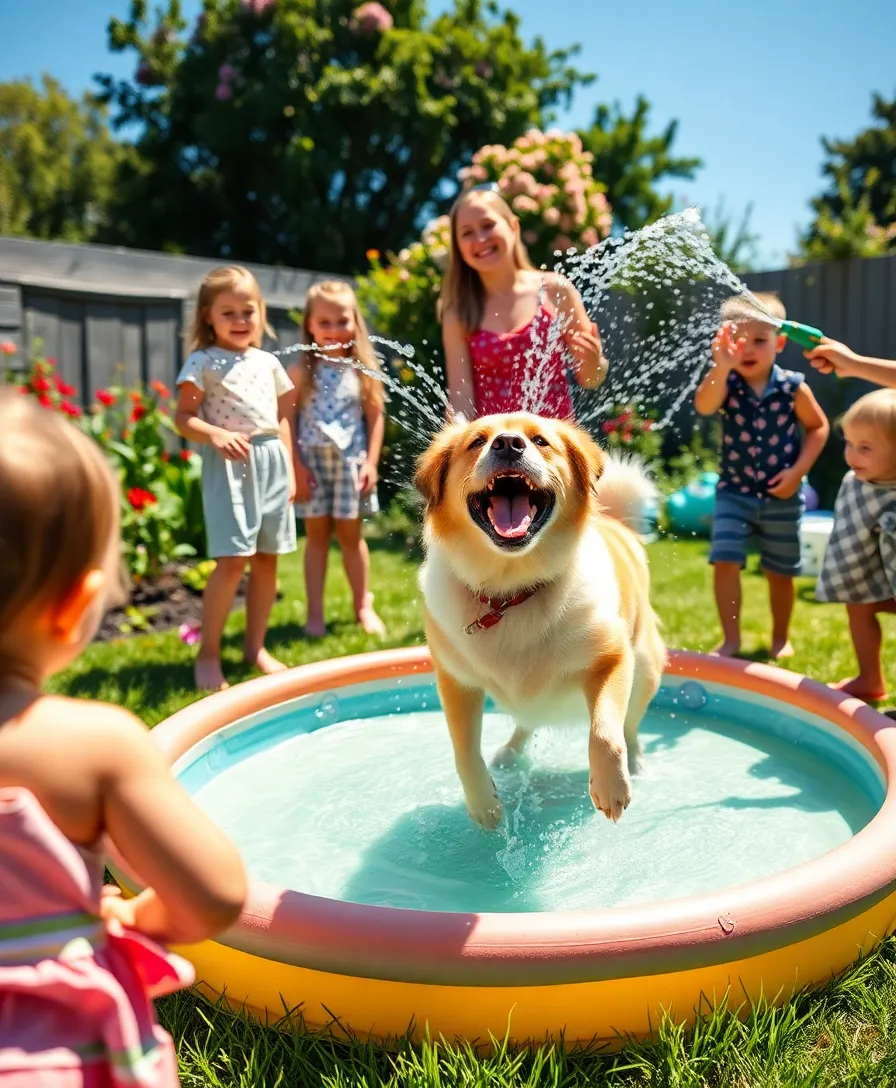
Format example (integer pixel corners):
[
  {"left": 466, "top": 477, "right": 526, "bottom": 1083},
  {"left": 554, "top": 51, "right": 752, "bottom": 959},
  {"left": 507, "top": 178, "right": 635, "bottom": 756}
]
[
  {"left": 463, "top": 772, "right": 504, "bottom": 830},
  {"left": 627, "top": 743, "right": 644, "bottom": 777},
  {"left": 491, "top": 745, "right": 527, "bottom": 770},
  {"left": 589, "top": 745, "right": 632, "bottom": 822}
]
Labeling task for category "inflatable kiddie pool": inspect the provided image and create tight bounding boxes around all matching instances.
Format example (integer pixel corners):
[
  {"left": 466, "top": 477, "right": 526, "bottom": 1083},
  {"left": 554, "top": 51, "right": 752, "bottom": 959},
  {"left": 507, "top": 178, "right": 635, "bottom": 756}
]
[{"left": 108, "top": 647, "right": 896, "bottom": 1046}]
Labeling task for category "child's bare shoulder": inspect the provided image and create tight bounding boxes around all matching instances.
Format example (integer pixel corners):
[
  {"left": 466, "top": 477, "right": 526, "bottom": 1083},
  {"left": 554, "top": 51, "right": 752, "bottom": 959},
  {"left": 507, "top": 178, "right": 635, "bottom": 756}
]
[{"left": 32, "top": 696, "right": 154, "bottom": 763}]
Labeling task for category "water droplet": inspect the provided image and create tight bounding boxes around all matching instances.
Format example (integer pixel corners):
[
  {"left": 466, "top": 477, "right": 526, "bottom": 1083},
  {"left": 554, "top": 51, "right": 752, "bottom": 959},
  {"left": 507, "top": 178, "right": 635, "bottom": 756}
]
[
  {"left": 314, "top": 694, "right": 340, "bottom": 724},
  {"left": 679, "top": 681, "right": 708, "bottom": 711}
]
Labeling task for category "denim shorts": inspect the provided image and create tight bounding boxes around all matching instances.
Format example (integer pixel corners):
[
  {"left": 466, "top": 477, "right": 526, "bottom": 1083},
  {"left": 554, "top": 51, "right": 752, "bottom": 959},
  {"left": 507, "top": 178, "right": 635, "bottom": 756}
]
[{"left": 709, "top": 489, "right": 804, "bottom": 576}]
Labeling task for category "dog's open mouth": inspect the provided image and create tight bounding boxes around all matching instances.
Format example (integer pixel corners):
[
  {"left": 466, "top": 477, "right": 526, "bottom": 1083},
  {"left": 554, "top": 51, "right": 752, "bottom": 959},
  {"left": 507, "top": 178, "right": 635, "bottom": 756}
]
[{"left": 467, "top": 471, "right": 555, "bottom": 547}]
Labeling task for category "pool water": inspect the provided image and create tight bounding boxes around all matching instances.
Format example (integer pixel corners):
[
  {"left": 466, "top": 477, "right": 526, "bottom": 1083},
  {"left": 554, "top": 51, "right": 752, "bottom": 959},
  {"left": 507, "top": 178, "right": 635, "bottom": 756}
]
[{"left": 182, "top": 680, "right": 882, "bottom": 914}]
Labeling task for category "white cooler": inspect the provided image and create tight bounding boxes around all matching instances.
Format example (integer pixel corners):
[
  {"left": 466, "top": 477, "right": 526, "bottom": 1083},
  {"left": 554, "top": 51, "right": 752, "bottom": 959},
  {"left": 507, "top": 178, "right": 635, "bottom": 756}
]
[{"left": 800, "top": 512, "right": 835, "bottom": 577}]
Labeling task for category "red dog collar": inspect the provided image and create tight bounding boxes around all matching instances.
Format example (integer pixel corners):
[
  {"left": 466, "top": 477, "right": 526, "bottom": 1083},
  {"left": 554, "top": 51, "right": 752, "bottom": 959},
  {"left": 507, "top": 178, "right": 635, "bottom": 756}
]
[{"left": 465, "top": 586, "right": 540, "bottom": 634}]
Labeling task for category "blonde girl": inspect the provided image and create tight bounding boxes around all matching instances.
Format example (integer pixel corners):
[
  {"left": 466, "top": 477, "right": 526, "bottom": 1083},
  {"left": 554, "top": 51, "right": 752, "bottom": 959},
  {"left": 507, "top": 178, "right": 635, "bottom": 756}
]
[
  {"left": 289, "top": 281, "right": 386, "bottom": 637},
  {"left": 0, "top": 390, "right": 246, "bottom": 1086},
  {"left": 440, "top": 185, "right": 607, "bottom": 420},
  {"left": 817, "top": 390, "right": 896, "bottom": 701},
  {"left": 175, "top": 266, "right": 297, "bottom": 691}
]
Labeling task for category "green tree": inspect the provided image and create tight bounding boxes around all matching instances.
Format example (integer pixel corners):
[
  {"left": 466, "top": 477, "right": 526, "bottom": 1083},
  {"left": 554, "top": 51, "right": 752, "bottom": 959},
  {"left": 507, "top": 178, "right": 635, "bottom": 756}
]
[
  {"left": 578, "top": 95, "right": 701, "bottom": 232},
  {"left": 97, "top": 0, "right": 590, "bottom": 272},
  {"left": 0, "top": 76, "right": 123, "bottom": 242},
  {"left": 800, "top": 92, "right": 896, "bottom": 260},
  {"left": 702, "top": 198, "right": 759, "bottom": 274}
]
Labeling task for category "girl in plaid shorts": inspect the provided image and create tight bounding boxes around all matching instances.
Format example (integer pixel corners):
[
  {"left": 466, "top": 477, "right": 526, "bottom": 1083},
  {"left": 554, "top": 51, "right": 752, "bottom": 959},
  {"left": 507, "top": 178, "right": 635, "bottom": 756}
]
[{"left": 290, "top": 282, "right": 386, "bottom": 637}]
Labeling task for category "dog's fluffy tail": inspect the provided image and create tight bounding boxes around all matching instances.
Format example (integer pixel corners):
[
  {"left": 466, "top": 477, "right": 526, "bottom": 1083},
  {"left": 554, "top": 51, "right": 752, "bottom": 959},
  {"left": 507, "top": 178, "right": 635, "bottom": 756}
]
[{"left": 595, "top": 453, "right": 657, "bottom": 535}]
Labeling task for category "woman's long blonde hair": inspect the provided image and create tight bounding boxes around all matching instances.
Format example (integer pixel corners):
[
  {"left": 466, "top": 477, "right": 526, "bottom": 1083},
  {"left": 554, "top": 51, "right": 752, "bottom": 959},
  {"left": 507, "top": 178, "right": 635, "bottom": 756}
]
[
  {"left": 186, "top": 265, "right": 274, "bottom": 352},
  {"left": 438, "top": 188, "right": 535, "bottom": 335},
  {"left": 298, "top": 280, "right": 384, "bottom": 410}
]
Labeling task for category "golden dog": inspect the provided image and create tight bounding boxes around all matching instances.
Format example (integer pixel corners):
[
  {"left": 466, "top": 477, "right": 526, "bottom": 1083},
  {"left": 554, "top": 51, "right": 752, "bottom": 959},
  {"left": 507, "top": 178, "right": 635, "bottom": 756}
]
[{"left": 414, "top": 412, "right": 665, "bottom": 829}]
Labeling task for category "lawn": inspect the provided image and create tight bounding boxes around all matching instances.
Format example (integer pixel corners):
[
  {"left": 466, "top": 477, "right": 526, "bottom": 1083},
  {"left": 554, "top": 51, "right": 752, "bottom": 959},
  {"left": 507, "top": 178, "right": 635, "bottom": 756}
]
[{"left": 54, "top": 536, "right": 896, "bottom": 1086}]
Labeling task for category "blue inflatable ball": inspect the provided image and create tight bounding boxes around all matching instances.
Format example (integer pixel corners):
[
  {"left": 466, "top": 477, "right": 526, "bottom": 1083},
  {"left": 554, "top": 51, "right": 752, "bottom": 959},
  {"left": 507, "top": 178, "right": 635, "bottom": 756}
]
[
  {"left": 665, "top": 471, "right": 719, "bottom": 536},
  {"left": 801, "top": 480, "right": 819, "bottom": 511}
]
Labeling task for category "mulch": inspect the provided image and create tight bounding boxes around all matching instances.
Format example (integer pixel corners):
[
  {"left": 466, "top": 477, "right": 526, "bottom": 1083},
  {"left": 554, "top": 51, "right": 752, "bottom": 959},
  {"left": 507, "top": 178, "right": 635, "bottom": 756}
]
[{"left": 95, "top": 565, "right": 247, "bottom": 643}]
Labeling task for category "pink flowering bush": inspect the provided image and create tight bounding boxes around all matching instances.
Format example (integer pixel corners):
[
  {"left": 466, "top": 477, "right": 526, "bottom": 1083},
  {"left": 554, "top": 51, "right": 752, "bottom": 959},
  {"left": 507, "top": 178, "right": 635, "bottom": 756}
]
[
  {"left": 457, "top": 128, "right": 613, "bottom": 267},
  {"left": 600, "top": 403, "right": 661, "bottom": 463},
  {"left": 350, "top": 2, "right": 394, "bottom": 36}
]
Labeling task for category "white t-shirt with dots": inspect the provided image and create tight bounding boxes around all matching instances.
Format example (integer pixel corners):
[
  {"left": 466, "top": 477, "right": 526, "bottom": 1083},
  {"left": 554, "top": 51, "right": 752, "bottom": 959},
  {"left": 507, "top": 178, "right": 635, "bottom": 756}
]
[{"left": 177, "top": 347, "right": 293, "bottom": 435}]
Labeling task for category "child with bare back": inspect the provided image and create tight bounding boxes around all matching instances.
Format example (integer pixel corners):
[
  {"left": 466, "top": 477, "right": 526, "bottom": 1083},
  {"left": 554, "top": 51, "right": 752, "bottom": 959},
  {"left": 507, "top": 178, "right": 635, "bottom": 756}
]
[
  {"left": 0, "top": 390, "right": 246, "bottom": 1086},
  {"left": 694, "top": 293, "right": 829, "bottom": 658}
]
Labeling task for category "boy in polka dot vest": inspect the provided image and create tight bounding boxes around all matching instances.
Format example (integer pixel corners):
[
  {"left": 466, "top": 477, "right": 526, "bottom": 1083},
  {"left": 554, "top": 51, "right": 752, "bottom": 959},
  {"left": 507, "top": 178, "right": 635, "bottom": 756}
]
[{"left": 694, "top": 293, "right": 829, "bottom": 658}]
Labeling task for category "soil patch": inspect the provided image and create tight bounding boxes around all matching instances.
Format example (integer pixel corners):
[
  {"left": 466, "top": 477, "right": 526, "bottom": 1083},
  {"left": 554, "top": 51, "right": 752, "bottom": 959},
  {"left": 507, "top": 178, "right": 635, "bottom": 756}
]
[{"left": 96, "top": 565, "right": 247, "bottom": 643}]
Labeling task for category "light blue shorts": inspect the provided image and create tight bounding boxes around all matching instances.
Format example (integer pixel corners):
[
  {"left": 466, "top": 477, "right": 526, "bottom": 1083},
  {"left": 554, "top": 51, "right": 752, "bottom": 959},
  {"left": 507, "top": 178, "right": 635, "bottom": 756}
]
[{"left": 201, "top": 433, "right": 297, "bottom": 558}]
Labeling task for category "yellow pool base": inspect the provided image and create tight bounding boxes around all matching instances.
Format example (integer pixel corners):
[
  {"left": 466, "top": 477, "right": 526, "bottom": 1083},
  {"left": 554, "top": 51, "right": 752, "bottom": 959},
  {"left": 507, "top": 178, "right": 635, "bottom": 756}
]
[{"left": 108, "top": 647, "right": 896, "bottom": 1047}]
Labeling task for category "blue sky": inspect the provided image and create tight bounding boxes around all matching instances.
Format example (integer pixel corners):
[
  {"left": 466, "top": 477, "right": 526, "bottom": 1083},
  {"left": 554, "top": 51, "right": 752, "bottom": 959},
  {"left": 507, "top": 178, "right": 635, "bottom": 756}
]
[{"left": 4, "top": 0, "right": 895, "bottom": 270}]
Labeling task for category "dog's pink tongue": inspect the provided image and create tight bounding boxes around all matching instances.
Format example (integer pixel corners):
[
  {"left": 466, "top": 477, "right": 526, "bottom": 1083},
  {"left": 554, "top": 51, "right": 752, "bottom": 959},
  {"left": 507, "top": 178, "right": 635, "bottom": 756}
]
[{"left": 489, "top": 495, "right": 533, "bottom": 538}]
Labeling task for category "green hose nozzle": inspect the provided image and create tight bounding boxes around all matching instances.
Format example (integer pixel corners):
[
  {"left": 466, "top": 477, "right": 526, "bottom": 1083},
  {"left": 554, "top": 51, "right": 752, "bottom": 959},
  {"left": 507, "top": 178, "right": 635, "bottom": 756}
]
[{"left": 778, "top": 320, "right": 824, "bottom": 351}]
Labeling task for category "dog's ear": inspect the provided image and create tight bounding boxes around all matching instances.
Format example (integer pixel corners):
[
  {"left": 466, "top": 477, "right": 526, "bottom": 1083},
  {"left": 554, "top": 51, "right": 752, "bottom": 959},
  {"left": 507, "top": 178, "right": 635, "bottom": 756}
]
[
  {"left": 561, "top": 423, "right": 604, "bottom": 498},
  {"left": 414, "top": 429, "right": 456, "bottom": 508}
]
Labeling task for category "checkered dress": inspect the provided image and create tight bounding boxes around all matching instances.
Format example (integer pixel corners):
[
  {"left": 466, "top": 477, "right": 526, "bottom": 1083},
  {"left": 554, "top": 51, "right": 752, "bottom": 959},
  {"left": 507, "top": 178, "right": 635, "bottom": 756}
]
[{"left": 816, "top": 472, "right": 896, "bottom": 603}]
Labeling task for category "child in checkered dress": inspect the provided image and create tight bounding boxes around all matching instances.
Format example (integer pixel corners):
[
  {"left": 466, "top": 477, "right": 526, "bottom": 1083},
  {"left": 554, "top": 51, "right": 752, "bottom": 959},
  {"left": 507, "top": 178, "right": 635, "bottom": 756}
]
[
  {"left": 816, "top": 390, "right": 896, "bottom": 701},
  {"left": 290, "top": 281, "right": 386, "bottom": 637},
  {"left": 694, "top": 293, "right": 829, "bottom": 659}
]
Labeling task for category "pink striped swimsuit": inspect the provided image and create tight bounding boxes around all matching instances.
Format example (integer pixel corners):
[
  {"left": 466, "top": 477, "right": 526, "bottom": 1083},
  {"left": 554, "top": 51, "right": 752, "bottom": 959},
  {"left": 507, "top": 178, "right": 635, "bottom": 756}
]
[
  {"left": 466, "top": 294, "right": 574, "bottom": 420},
  {"left": 0, "top": 789, "right": 193, "bottom": 1087}
]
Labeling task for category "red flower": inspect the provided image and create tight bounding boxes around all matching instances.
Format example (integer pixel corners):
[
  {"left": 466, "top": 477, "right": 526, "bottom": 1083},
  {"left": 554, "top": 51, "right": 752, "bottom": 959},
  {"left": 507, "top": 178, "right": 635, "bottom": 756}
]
[
  {"left": 161, "top": 451, "right": 170, "bottom": 463},
  {"left": 37, "top": 392, "right": 53, "bottom": 408},
  {"left": 601, "top": 420, "right": 617, "bottom": 433},
  {"left": 121, "top": 429, "right": 131, "bottom": 441},
  {"left": 96, "top": 389, "right": 115, "bottom": 406},
  {"left": 55, "top": 376, "right": 76, "bottom": 396},
  {"left": 642, "top": 419, "right": 653, "bottom": 430},
  {"left": 32, "top": 376, "right": 52, "bottom": 394},
  {"left": 621, "top": 428, "right": 634, "bottom": 443},
  {"left": 129, "top": 391, "right": 142, "bottom": 404},
  {"left": 0, "top": 341, "right": 17, "bottom": 356},
  {"left": 179, "top": 449, "right": 193, "bottom": 462},
  {"left": 60, "top": 401, "right": 82, "bottom": 418},
  {"left": 127, "top": 487, "right": 157, "bottom": 512},
  {"left": 130, "top": 405, "right": 147, "bottom": 422},
  {"left": 151, "top": 379, "right": 172, "bottom": 399},
  {"left": 46, "top": 357, "right": 56, "bottom": 367}
]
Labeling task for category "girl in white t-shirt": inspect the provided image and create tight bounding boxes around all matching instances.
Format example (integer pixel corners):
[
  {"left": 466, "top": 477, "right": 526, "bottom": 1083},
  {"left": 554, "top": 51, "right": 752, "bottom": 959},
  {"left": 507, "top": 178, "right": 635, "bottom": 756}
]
[{"left": 175, "top": 266, "right": 296, "bottom": 691}]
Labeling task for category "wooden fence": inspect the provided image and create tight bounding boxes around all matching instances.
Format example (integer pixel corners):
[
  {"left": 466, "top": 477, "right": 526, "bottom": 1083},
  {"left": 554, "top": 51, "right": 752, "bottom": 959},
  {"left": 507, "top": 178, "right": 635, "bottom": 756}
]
[{"left": 0, "top": 236, "right": 347, "bottom": 403}]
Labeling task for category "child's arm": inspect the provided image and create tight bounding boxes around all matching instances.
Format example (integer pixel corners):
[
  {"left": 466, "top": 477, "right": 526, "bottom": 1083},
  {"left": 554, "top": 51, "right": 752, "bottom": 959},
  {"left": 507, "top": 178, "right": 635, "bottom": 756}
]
[
  {"left": 695, "top": 324, "right": 741, "bottom": 416},
  {"left": 549, "top": 274, "right": 607, "bottom": 389},
  {"left": 767, "top": 383, "right": 830, "bottom": 500},
  {"left": 98, "top": 706, "right": 247, "bottom": 944},
  {"left": 286, "top": 361, "right": 315, "bottom": 503},
  {"left": 174, "top": 382, "right": 250, "bottom": 461},
  {"left": 359, "top": 391, "right": 385, "bottom": 496},
  {"left": 277, "top": 388, "right": 297, "bottom": 503},
  {"left": 442, "top": 309, "right": 477, "bottom": 420},
  {"left": 806, "top": 338, "right": 896, "bottom": 388}
]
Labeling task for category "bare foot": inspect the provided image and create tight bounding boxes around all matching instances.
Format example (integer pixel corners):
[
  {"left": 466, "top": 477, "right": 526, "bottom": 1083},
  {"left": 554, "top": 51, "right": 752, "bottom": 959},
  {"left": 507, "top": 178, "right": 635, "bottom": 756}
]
[
  {"left": 358, "top": 605, "right": 386, "bottom": 636},
  {"left": 711, "top": 641, "right": 741, "bottom": 658},
  {"left": 303, "top": 619, "right": 327, "bottom": 638},
  {"left": 195, "top": 658, "right": 229, "bottom": 692},
  {"left": 830, "top": 677, "right": 887, "bottom": 702},
  {"left": 244, "top": 648, "right": 287, "bottom": 674},
  {"left": 770, "top": 639, "right": 794, "bottom": 660}
]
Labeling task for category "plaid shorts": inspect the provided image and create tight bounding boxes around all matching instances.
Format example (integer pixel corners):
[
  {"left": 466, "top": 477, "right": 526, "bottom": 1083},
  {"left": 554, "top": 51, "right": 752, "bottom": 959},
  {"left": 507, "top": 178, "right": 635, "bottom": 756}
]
[
  {"left": 295, "top": 444, "right": 380, "bottom": 521},
  {"left": 709, "top": 489, "right": 804, "bottom": 576}
]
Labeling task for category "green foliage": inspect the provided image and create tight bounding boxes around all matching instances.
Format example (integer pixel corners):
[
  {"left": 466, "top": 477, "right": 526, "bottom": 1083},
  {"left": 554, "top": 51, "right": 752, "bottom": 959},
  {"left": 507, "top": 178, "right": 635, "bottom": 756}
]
[
  {"left": 599, "top": 402, "right": 662, "bottom": 464},
  {"left": 4, "top": 344, "right": 203, "bottom": 583},
  {"left": 701, "top": 197, "right": 760, "bottom": 274},
  {"left": 579, "top": 95, "right": 702, "bottom": 232},
  {"left": 96, "top": 0, "right": 590, "bottom": 272},
  {"left": 0, "top": 75, "right": 124, "bottom": 242},
  {"left": 800, "top": 92, "right": 896, "bottom": 260},
  {"left": 84, "top": 380, "right": 203, "bottom": 580}
]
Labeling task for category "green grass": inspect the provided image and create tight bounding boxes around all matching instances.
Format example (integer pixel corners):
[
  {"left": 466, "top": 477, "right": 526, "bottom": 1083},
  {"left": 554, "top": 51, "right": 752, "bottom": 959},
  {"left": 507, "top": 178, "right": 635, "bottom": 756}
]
[{"left": 53, "top": 535, "right": 896, "bottom": 1086}]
